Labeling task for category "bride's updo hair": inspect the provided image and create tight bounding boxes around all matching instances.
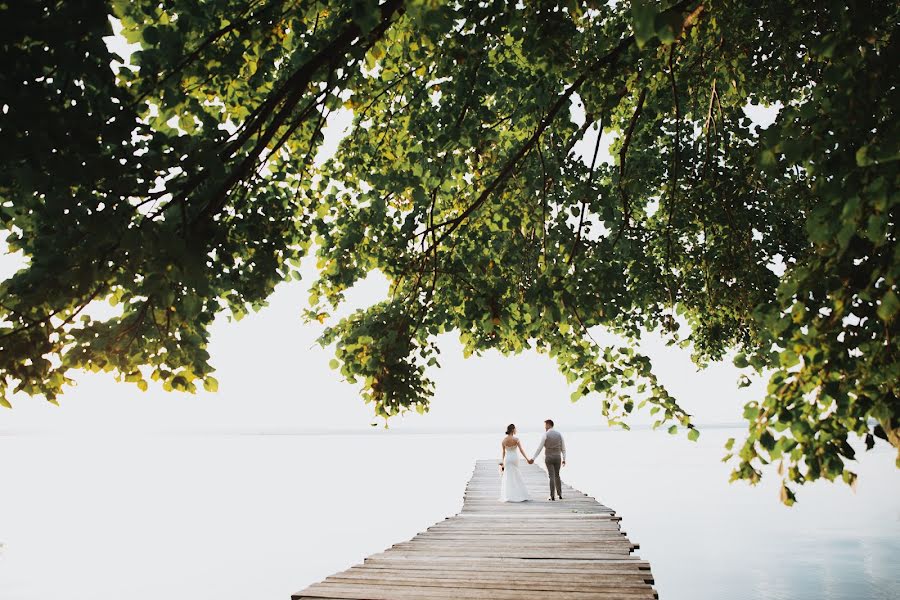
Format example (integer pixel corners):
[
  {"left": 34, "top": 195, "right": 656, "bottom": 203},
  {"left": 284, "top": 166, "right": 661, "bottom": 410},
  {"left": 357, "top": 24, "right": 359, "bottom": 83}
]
[{"left": 505, "top": 424, "right": 516, "bottom": 435}]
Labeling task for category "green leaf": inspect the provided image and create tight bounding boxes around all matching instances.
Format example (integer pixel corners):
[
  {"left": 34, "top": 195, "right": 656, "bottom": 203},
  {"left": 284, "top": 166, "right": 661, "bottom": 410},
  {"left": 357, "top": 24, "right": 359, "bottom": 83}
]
[
  {"left": 631, "top": 0, "right": 657, "bottom": 48},
  {"left": 810, "top": 34, "right": 838, "bottom": 58},
  {"left": 178, "top": 114, "right": 196, "bottom": 133},
  {"left": 654, "top": 10, "right": 683, "bottom": 45},
  {"left": 856, "top": 145, "right": 872, "bottom": 167},
  {"left": 203, "top": 377, "right": 219, "bottom": 392},
  {"left": 877, "top": 290, "right": 899, "bottom": 321},
  {"left": 759, "top": 149, "right": 777, "bottom": 169},
  {"left": 841, "top": 470, "right": 858, "bottom": 491},
  {"left": 779, "top": 482, "right": 796, "bottom": 506},
  {"left": 687, "top": 428, "right": 700, "bottom": 442},
  {"left": 142, "top": 25, "right": 159, "bottom": 46},
  {"left": 865, "top": 214, "right": 888, "bottom": 243}
]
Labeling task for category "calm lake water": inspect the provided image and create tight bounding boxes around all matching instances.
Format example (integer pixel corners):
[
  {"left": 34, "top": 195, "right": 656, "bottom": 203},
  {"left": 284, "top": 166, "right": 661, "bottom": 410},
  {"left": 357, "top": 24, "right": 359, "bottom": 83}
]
[{"left": 0, "top": 427, "right": 898, "bottom": 600}]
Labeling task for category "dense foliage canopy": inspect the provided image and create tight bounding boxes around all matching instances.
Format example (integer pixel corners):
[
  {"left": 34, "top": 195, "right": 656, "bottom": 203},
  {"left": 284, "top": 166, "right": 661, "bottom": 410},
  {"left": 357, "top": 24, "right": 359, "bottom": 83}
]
[{"left": 1, "top": 0, "right": 897, "bottom": 501}]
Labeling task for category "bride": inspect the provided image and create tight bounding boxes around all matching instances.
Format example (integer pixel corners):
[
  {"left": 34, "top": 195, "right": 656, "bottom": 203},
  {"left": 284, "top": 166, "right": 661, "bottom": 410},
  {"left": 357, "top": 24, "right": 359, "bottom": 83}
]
[{"left": 499, "top": 424, "right": 531, "bottom": 502}]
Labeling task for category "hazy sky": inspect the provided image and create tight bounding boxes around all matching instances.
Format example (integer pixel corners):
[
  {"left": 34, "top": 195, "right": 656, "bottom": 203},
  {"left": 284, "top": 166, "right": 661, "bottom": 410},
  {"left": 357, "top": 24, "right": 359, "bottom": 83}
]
[{"left": 0, "top": 20, "right": 781, "bottom": 434}]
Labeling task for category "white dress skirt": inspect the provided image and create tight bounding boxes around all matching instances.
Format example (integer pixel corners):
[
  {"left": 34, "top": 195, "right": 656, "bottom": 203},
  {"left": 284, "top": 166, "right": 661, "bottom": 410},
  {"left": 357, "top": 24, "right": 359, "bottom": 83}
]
[{"left": 499, "top": 445, "right": 530, "bottom": 502}]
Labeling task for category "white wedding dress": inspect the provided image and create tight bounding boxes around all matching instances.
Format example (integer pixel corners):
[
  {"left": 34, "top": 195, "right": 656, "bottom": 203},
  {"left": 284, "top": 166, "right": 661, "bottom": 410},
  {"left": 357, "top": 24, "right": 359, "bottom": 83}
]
[{"left": 499, "top": 442, "right": 530, "bottom": 502}]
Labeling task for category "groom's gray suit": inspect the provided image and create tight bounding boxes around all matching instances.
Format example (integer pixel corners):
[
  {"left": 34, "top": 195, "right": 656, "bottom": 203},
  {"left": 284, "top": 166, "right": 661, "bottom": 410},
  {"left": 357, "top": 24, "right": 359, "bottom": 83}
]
[{"left": 532, "top": 428, "right": 566, "bottom": 500}]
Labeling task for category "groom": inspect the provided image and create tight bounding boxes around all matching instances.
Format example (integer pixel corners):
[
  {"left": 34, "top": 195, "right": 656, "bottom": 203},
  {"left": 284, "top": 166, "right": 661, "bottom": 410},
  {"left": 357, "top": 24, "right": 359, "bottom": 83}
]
[{"left": 528, "top": 419, "right": 566, "bottom": 501}]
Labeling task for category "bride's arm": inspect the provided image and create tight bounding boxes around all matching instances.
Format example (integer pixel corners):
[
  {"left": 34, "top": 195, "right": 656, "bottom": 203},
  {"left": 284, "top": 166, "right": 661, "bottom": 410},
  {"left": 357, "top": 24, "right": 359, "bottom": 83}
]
[
  {"left": 500, "top": 442, "right": 506, "bottom": 466},
  {"left": 517, "top": 439, "right": 529, "bottom": 459}
]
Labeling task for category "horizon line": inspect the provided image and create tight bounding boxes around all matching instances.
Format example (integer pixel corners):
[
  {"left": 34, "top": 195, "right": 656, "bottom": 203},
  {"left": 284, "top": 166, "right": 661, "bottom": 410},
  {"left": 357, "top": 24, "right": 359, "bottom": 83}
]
[{"left": 0, "top": 422, "right": 747, "bottom": 436}]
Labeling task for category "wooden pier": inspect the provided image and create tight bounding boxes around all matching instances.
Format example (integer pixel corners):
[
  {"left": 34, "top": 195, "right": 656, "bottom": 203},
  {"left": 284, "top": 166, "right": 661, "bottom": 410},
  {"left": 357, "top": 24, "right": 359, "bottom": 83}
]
[{"left": 293, "top": 459, "right": 657, "bottom": 599}]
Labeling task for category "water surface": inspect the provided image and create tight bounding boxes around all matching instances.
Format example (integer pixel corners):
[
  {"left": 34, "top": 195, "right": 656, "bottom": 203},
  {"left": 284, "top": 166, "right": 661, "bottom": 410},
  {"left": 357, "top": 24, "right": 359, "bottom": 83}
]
[{"left": 0, "top": 428, "right": 897, "bottom": 599}]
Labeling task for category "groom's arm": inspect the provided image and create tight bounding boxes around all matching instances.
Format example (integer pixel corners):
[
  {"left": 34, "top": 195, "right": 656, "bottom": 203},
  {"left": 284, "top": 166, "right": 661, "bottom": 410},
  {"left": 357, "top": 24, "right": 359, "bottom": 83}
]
[
  {"left": 531, "top": 433, "right": 546, "bottom": 462},
  {"left": 561, "top": 433, "right": 567, "bottom": 464}
]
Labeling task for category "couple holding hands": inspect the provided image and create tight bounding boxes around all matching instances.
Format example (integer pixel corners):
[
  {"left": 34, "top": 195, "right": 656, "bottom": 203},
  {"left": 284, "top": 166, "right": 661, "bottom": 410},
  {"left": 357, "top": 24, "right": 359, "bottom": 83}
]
[{"left": 499, "top": 419, "right": 566, "bottom": 502}]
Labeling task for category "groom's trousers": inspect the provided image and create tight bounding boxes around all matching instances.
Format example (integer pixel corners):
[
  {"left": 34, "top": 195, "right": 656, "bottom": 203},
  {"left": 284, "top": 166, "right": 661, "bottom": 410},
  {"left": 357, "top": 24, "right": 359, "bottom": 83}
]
[{"left": 545, "top": 455, "right": 563, "bottom": 499}]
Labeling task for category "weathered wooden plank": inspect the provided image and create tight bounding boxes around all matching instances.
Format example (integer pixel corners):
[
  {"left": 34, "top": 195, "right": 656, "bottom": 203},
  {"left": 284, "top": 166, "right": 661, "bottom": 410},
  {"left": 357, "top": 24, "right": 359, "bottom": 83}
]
[
  {"left": 335, "top": 567, "right": 653, "bottom": 583},
  {"left": 328, "top": 572, "right": 653, "bottom": 587},
  {"left": 292, "top": 459, "right": 656, "bottom": 600},
  {"left": 323, "top": 576, "right": 655, "bottom": 592},
  {"left": 297, "top": 583, "right": 658, "bottom": 600},
  {"left": 362, "top": 556, "right": 652, "bottom": 569}
]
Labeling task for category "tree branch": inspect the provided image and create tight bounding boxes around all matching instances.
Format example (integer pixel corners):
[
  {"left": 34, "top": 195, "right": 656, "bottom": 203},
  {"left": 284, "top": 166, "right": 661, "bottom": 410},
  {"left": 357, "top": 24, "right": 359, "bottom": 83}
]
[{"left": 422, "top": 33, "right": 638, "bottom": 254}]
